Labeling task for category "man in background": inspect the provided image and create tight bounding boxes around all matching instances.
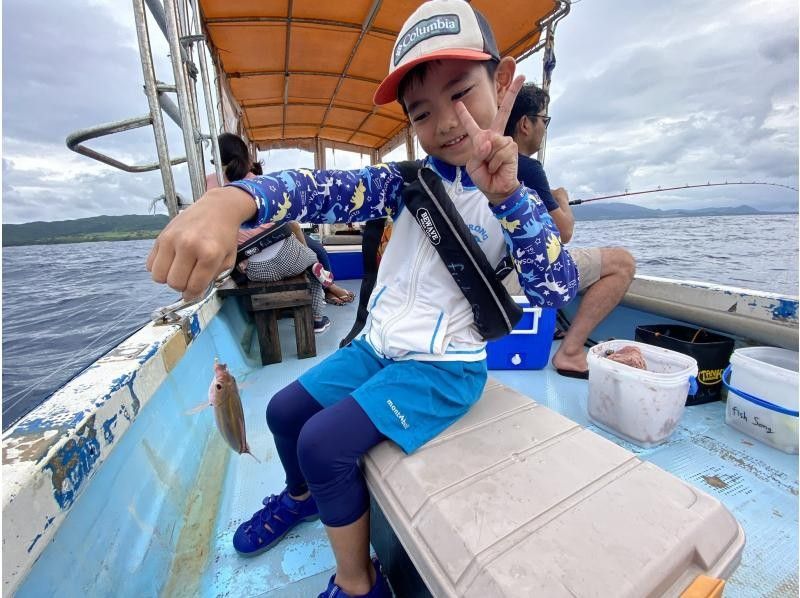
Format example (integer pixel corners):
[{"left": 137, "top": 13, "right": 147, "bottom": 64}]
[{"left": 506, "top": 83, "right": 636, "bottom": 378}]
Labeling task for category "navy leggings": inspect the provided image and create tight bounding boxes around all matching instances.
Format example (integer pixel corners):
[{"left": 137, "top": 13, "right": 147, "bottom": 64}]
[{"left": 266, "top": 380, "right": 385, "bottom": 527}]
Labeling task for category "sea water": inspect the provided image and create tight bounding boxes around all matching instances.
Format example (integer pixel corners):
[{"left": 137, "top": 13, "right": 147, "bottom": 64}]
[{"left": 2, "top": 214, "right": 797, "bottom": 429}]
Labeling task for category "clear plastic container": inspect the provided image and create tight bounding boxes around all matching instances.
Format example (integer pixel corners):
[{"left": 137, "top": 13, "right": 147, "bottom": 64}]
[
  {"left": 587, "top": 340, "right": 699, "bottom": 448},
  {"left": 724, "top": 347, "right": 799, "bottom": 453}
]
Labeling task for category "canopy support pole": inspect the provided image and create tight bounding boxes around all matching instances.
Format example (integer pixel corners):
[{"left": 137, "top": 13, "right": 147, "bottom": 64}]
[
  {"left": 405, "top": 128, "right": 415, "bottom": 161},
  {"left": 314, "top": 137, "right": 326, "bottom": 170},
  {"left": 537, "top": 25, "right": 556, "bottom": 165}
]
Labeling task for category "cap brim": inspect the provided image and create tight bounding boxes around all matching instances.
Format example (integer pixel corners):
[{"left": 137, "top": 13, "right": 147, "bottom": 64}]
[{"left": 373, "top": 49, "right": 492, "bottom": 106}]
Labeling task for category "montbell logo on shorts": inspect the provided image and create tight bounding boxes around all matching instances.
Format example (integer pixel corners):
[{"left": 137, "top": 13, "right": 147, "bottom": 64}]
[
  {"left": 386, "top": 399, "right": 410, "bottom": 429},
  {"left": 416, "top": 208, "right": 441, "bottom": 245},
  {"left": 394, "top": 14, "right": 461, "bottom": 66}
]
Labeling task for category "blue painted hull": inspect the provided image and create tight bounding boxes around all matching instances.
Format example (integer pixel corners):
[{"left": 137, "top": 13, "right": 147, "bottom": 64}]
[{"left": 6, "top": 279, "right": 798, "bottom": 597}]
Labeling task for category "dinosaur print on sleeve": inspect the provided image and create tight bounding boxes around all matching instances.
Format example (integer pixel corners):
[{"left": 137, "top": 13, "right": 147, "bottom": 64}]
[
  {"left": 228, "top": 163, "right": 406, "bottom": 226},
  {"left": 491, "top": 187, "right": 578, "bottom": 308}
]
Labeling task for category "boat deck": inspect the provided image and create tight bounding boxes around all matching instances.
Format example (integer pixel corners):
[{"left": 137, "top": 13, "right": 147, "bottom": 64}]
[{"left": 193, "top": 282, "right": 797, "bottom": 598}]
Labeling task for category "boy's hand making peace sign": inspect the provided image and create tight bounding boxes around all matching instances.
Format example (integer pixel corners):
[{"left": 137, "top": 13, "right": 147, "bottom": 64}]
[{"left": 455, "top": 75, "right": 526, "bottom": 205}]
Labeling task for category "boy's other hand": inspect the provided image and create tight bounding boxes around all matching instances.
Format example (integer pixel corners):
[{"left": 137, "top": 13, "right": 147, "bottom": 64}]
[
  {"left": 455, "top": 74, "right": 525, "bottom": 205},
  {"left": 146, "top": 188, "right": 254, "bottom": 300}
]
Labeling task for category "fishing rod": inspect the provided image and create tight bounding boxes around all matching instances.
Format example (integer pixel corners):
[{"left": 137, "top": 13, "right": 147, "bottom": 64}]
[{"left": 569, "top": 181, "right": 799, "bottom": 206}]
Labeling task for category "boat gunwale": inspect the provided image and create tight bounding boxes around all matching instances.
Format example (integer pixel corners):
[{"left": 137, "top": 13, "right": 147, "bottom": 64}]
[{"left": 1, "top": 294, "right": 223, "bottom": 595}]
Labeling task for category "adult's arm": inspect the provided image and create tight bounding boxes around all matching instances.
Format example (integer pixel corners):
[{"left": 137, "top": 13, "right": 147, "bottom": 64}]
[
  {"left": 548, "top": 187, "right": 575, "bottom": 243},
  {"left": 517, "top": 155, "right": 575, "bottom": 242}
]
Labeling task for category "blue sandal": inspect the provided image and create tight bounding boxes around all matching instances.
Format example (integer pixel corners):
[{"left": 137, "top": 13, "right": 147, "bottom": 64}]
[
  {"left": 233, "top": 489, "right": 319, "bottom": 556},
  {"left": 317, "top": 557, "right": 392, "bottom": 598}
]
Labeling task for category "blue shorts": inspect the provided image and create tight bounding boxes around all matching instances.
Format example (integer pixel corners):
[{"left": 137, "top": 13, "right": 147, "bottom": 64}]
[{"left": 299, "top": 338, "right": 487, "bottom": 453}]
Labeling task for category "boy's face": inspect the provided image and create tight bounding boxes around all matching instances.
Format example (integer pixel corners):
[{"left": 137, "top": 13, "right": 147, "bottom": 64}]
[{"left": 403, "top": 59, "right": 501, "bottom": 166}]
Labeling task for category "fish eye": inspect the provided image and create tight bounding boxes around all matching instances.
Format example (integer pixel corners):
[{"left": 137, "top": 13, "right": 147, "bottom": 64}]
[{"left": 215, "top": 383, "right": 223, "bottom": 390}]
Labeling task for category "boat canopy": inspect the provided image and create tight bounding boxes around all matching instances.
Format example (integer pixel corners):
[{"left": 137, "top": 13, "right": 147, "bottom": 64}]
[{"left": 200, "top": 0, "right": 567, "bottom": 157}]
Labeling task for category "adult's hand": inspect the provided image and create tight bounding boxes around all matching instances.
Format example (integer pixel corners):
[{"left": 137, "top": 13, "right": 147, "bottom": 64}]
[{"left": 551, "top": 187, "right": 570, "bottom": 209}]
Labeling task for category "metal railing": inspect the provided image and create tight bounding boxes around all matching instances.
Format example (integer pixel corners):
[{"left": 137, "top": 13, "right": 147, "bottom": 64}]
[{"left": 65, "top": 0, "right": 222, "bottom": 218}]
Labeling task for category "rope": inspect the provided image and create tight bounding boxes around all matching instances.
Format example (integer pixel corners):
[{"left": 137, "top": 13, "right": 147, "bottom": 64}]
[
  {"left": 3, "top": 291, "right": 165, "bottom": 417},
  {"left": 569, "top": 181, "right": 799, "bottom": 205}
]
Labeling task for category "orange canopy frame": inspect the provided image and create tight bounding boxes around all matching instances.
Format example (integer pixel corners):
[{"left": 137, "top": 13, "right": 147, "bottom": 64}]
[{"left": 200, "top": 1, "right": 567, "bottom": 157}]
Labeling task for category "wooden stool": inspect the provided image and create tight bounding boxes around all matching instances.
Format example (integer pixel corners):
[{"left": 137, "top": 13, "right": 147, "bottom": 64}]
[{"left": 218, "top": 274, "right": 316, "bottom": 365}]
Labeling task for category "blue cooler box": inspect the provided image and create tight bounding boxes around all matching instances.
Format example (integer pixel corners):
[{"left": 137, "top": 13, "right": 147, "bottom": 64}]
[{"left": 486, "top": 298, "right": 557, "bottom": 370}]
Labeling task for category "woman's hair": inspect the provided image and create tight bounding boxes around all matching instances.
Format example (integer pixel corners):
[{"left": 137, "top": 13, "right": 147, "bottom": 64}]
[
  {"left": 218, "top": 132, "right": 252, "bottom": 182},
  {"left": 250, "top": 161, "right": 263, "bottom": 176}
]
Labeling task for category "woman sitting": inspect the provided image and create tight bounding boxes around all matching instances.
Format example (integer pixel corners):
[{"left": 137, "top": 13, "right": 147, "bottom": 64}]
[{"left": 209, "top": 132, "right": 354, "bottom": 333}]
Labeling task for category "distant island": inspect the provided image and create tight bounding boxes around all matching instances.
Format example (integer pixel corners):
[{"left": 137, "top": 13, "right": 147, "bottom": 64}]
[
  {"left": 571, "top": 202, "right": 795, "bottom": 221},
  {"left": 2, "top": 205, "right": 795, "bottom": 246},
  {"left": 3, "top": 214, "right": 170, "bottom": 247}
]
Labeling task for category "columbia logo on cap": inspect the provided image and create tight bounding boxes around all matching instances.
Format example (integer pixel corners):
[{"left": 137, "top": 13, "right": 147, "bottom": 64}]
[
  {"left": 394, "top": 14, "right": 461, "bottom": 66},
  {"left": 373, "top": 0, "right": 500, "bottom": 105}
]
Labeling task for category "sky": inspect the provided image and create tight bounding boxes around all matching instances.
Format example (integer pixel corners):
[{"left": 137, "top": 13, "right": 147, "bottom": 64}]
[{"left": 2, "top": 0, "right": 798, "bottom": 224}]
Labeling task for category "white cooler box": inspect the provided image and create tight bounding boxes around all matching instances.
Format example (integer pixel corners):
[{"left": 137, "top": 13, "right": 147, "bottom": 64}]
[
  {"left": 724, "top": 346, "right": 799, "bottom": 453},
  {"left": 365, "top": 380, "right": 744, "bottom": 598}
]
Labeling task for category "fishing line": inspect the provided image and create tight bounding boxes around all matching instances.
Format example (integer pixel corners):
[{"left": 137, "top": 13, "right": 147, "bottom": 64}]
[
  {"left": 569, "top": 181, "right": 799, "bottom": 205},
  {"left": 3, "top": 290, "right": 167, "bottom": 416},
  {"left": 0, "top": 295, "right": 134, "bottom": 376}
]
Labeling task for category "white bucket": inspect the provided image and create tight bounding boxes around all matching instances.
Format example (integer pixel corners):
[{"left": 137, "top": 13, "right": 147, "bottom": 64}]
[
  {"left": 587, "top": 340, "right": 698, "bottom": 448},
  {"left": 724, "top": 347, "right": 799, "bottom": 454}
]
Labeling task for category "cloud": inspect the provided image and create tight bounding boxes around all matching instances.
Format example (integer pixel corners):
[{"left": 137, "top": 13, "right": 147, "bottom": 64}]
[
  {"left": 2, "top": 0, "right": 798, "bottom": 223},
  {"left": 2, "top": 0, "right": 196, "bottom": 223},
  {"left": 517, "top": 0, "right": 798, "bottom": 212}
]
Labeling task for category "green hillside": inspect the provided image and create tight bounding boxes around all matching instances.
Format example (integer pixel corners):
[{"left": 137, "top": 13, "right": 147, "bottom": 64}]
[{"left": 2, "top": 214, "right": 171, "bottom": 246}]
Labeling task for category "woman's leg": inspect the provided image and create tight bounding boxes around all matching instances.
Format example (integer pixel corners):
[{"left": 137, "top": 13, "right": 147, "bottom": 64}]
[
  {"left": 307, "top": 277, "right": 326, "bottom": 321},
  {"left": 297, "top": 397, "right": 386, "bottom": 595},
  {"left": 304, "top": 232, "right": 332, "bottom": 272}
]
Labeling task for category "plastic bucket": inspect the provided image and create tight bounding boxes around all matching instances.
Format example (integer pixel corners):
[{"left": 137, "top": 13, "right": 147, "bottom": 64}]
[
  {"left": 723, "top": 347, "right": 799, "bottom": 453},
  {"left": 635, "top": 325, "right": 733, "bottom": 406},
  {"left": 587, "top": 340, "right": 698, "bottom": 448}
]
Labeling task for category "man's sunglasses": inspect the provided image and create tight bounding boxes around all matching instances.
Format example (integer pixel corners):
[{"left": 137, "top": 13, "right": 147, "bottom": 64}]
[{"left": 533, "top": 114, "right": 551, "bottom": 128}]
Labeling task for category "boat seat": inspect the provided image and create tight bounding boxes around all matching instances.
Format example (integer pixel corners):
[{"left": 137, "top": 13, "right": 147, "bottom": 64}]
[
  {"left": 218, "top": 274, "right": 316, "bottom": 365},
  {"left": 364, "top": 379, "right": 744, "bottom": 598}
]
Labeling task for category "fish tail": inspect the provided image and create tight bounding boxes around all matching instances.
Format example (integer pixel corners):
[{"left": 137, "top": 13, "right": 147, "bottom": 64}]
[{"left": 185, "top": 402, "right": 210, "bottom": 415}]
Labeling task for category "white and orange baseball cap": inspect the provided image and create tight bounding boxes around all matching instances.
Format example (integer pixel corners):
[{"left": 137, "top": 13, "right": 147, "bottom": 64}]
[{"left": 373, "top": 0, "right": 500, "bottom": 106}]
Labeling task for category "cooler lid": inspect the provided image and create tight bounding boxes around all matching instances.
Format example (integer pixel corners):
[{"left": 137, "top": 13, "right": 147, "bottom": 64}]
[{"left": 364, "top": 379, "right": 745, "bottom": 597}]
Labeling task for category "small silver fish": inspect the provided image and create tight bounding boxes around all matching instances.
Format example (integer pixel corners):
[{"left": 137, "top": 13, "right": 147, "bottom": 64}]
[{"left": 207, "top": 360, "right": 259, "bottom": 462}]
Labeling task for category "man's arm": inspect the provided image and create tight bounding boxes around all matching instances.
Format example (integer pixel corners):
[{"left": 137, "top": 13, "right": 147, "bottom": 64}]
[
  {"left": 548, "top": 187, "right": 575, "bottom": 243},
  {"left": 516, "top": 155, "right": 574, "bottom": 242}
]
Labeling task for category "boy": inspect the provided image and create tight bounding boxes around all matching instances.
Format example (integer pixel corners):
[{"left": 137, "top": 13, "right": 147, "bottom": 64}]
[
  {"left": 507, "top": 83, "right": 636, "bottom": 378},
  {"left": 147, "top": 1, "right": 577, "bottom": 596}
]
